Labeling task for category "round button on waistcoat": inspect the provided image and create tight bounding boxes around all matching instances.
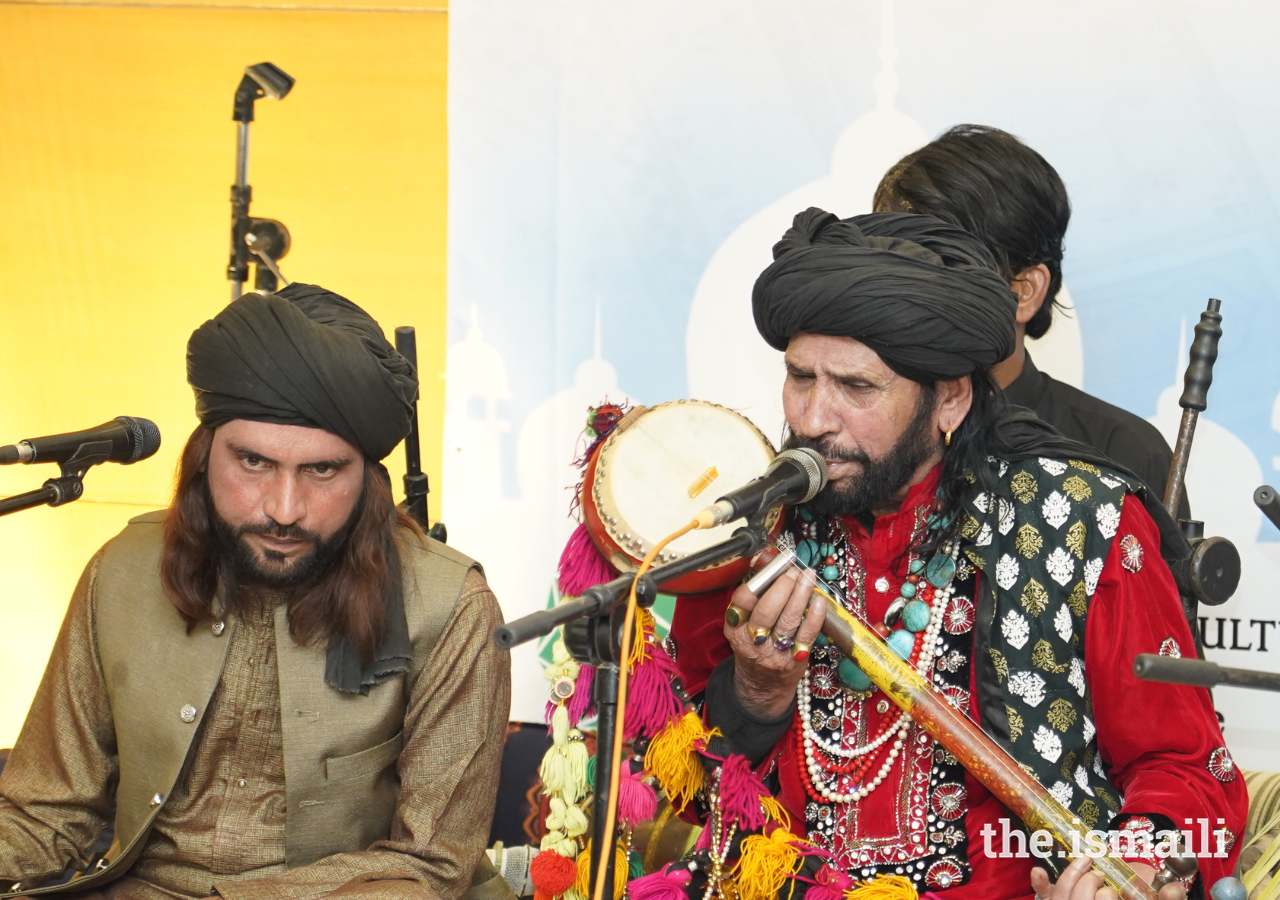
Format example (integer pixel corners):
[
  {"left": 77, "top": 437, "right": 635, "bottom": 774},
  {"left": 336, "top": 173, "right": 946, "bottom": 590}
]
[
  {"left": 212, "top": 620, "right": 226, "bottom": 636},
  {"left": 238, "top": 779, "right": 247, "bottom": 788},
  {"left": 150, "top": 793, "right": 164, "bottom": 807},
  {"left": 179, "top": 704, "right": 198, "bottom": 723}
]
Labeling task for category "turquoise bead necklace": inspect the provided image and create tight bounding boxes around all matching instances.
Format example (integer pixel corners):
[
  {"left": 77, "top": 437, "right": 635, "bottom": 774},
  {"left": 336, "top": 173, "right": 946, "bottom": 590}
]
[{"left": 793, "top": 498, "right": 958, "bottom": 693}]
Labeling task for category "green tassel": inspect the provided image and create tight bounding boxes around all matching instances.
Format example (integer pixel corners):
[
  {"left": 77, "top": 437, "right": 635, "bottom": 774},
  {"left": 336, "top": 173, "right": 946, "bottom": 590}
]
[{"left": 629, "top": 850, "right": 644, "bottom": 880}]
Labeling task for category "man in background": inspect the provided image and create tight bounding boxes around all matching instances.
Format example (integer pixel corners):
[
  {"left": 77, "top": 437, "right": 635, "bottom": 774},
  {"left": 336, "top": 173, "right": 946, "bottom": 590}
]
[{"left": 874, "top": 125, "right": 1184, "bottom": 515}]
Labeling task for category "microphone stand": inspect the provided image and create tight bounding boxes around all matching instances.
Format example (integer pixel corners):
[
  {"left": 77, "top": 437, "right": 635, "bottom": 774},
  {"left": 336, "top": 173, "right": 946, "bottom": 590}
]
[
  {"left": 0, "top": 445, "right": 115, "bottom": 517},
  {"left": 493, "top": 516, "right": 773, "bottom": 900},
  {"left": 228, "top": 63, "right": 295, "bottom": 300},
  {"left": 1160, "top": 299, "right": 1241, "bottom": 655}
]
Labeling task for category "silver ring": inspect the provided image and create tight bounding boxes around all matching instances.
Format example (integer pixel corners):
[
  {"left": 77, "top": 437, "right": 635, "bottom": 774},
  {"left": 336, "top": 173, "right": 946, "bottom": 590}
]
[{"left": 772, "top": 631, "right": 794, "bottom": 653}]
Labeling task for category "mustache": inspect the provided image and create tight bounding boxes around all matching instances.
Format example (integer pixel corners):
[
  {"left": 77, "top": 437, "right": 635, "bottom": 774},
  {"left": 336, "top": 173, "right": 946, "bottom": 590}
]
[
  {"left": 236, "top": 519, "right": 322, "bottom": 543},
  {"left": 782, "top": 432, "right": 870, "bottom": 466}
]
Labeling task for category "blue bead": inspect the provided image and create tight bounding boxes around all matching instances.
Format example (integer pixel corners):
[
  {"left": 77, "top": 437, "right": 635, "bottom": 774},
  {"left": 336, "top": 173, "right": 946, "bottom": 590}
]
[
  {"left": 908, "top": 558, "right": 925, "bottom": 575},
  {"left": 819, "top": 542, "right": 834, "bottom": 557},
  {"left": 887, "top": 629, "right": 916, "bottom": 660},
  {"left": 901, "top": 600, "right": 930, "bottom": 633},
  {"left": 823, "top": 565, "right": 839, "bottom": 582},
  {"left": 899, "top": 581, "right": 917, "bottom": 599},
  {"left": 797, "top": 539, "right": 819, "bottom": 567},
  {"left": 815, "top": 633, "right": 830, "bottom": 646},
  {"left": 926, "top": 555, "right": 956, "bottom": 588},
  {"left": 837, "top": 658, "right": 873, "bottom": 691},
  {"left": 1210, "top": 878, "right": 1247, "bottom": 900},
  {"left": 799, "top": 507, "right": 814, "bottom": 522}
]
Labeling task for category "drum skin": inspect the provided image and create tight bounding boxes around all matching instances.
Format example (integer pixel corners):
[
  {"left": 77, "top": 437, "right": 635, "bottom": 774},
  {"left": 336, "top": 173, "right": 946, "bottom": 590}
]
[{"left": 581, "top": 400, "right": 782, "bottom": 594}]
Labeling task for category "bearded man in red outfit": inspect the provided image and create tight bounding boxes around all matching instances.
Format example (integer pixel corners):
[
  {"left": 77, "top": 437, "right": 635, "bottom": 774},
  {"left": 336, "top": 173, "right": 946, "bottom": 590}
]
[{"left": 669, "top": 209, "right": 1246, "bottom": 900}]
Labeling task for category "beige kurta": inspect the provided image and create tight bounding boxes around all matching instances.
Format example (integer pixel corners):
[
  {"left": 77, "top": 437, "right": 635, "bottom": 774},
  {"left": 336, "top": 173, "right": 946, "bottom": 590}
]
[{"left": 0, "top": 548, "right": 510, "bottom": 899}]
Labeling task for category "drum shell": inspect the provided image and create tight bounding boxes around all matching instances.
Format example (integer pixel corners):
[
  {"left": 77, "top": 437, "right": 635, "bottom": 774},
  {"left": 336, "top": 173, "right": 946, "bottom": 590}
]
[{"left": 580, "top": 402, "right": 782, "bottom": 594}]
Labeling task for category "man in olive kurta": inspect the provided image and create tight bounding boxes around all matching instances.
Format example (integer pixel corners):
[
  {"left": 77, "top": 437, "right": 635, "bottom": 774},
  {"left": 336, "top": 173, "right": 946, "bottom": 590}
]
[{"left": 0, "top": 284, "right": 512, "bottom": 899}]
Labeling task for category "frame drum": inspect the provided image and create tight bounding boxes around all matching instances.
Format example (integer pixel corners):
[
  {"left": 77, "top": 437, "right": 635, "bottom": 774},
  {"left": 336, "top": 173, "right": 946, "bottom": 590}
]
[{"left": 582, "top": 399, "right": 781, "bottom": 594}]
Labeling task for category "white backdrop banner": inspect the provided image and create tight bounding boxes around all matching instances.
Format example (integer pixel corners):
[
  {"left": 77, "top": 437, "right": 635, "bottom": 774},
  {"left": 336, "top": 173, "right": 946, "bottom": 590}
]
[{"left": 445, "top": 0, "right": 1280, "bottom": 770}]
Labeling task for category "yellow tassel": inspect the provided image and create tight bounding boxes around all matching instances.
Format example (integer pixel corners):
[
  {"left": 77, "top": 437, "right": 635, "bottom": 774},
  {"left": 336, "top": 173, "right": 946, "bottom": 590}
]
[
  {"left": 628, "top": 608, "right": 655, "bottom": 667},
  {"left": 644, "top": 711, "right": 715, "bottom": 812},
  {"left": 735, "top": 829, "right": 802, "bottom": 900},
  {"left": 845, "top": 874, "right": 918, "bottom": 900},
  {"left": 573, "top": 840, "right": 630, "bottom": 900},
  {"left": 760, "top": 796, "right": 792, "bottom": 829}
]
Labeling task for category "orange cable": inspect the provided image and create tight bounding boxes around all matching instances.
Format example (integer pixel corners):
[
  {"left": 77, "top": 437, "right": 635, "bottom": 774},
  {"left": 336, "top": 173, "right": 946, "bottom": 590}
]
[{"left": 590, "top": 519, "right": 696, "bottom": 900}]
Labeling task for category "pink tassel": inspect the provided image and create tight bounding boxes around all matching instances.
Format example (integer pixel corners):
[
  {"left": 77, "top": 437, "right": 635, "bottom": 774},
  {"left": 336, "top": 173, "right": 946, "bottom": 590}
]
[
  {"left": 558, "top": 523, "right": 616, "bottom": 597},
  {"left": 567, "top": 663, "right": 595, "bottom": 725},
  {"left": 617, "top": 766, "right": 658, "bottom": 827},
  {"left": 718, "top": 754, "right": 768, "bottom": 833},
  {"left": 623, "top": 647, "right": 683, "bottom": 740},
  {"left": 806, "top": 865, "right": 853, "bottom": 900},
  {"left": 627, "top": 868, "right": 692, "bottom": 900}
]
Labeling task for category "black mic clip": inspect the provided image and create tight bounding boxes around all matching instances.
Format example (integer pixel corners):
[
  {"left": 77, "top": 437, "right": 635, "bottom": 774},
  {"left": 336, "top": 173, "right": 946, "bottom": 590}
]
[{"left": 0, "top": 441, "right": 114, "bottom": 518}]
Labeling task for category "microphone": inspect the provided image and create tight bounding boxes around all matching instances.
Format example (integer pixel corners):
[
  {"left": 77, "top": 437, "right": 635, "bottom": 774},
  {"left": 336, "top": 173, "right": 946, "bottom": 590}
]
[
  {"left": 0, "top": 417, "right": 162, "bottom": 468},
  {"left": 693, "top": 447, "right": 827, "bottom": 529}
]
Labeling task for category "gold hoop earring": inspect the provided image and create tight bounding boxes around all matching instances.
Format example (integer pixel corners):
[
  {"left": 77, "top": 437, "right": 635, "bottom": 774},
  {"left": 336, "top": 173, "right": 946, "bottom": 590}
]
[{"left": 945, "top": 429, "right": 953, "bottom": 447}]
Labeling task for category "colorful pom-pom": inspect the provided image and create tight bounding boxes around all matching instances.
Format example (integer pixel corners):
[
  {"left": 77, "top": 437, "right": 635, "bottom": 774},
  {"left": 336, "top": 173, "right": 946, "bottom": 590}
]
[
  {"left": 805, "top": 865, "right": 853, "bottom": 900},
  {"left": 734, "top": 829, "right": 803, "bottom": 900},
  {"left": 624, "top": 646, "right": 683, "bottom": 740},
  {"left": 616, "top": 766, "right": 658, "bottom": 828},
  {"left": 530, "top": 848, "right": 578, "bottom": 896},
  {"left": 558, "top": 523, "right": 618, "bottom": 597},
  {"left": 627, "top": 867, "right": 692, "bottom": 900},
  {"left": 573, "top": 840, "right": 630, "bottom": 900},
  {"left": 718, "top": 754, "right": 768, "bottom": 833},
  {"left": 644, "top": 711, "right": 715, "bottom": 812},
  {"left": 846, "top": 874, "right": 919, "bottom": 900}
]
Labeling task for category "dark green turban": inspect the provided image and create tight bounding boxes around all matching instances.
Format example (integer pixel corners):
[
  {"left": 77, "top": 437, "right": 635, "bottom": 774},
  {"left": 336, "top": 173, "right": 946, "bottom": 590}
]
[
  {"left": 753, "top": 208, "right": 1017, "bottom": 382},
  {"left": 187, "top": 283, "right": 417, "bottom": 461}
]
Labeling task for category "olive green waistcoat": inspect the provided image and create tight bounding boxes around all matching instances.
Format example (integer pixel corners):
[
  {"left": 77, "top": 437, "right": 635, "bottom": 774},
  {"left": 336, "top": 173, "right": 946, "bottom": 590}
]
[{"left": 25, "top": 510, "right": 476, "bottom": 895}]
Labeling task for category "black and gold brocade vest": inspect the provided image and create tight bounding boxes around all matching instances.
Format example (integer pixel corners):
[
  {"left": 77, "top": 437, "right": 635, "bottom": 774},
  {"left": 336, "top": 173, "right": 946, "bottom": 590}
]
[{"left": 962, "top": 456, "right": 1137, "bottom": 831}]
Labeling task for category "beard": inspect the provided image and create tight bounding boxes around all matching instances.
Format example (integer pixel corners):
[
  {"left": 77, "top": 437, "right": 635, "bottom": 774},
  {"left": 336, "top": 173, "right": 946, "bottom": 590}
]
[
  {"left": 208, "top": 486, "right": 360, "bottom": 590},
  {"left": 784, "top": 391, "right": 941, "bottom": 518}
]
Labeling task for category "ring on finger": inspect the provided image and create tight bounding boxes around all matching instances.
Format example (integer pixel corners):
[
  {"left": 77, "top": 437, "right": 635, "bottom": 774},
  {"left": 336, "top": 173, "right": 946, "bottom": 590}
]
[
  {"left": 771, "top": 630, "right": 794, "bottom": 653},
  {"left": 792, "top": 641, "right": 812, "bottom": 662},
  {"left": 725, "top": 605, "right": 749, "bottom": 628},
  {"left": 749, "top": 625, "right": 771, "bottom": 646}
]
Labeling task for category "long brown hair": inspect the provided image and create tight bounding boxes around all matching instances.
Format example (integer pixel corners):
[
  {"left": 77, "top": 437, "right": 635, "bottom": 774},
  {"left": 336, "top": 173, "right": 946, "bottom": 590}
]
[{"left": 161, "top": 425, "right": 423, "bottom": 660}]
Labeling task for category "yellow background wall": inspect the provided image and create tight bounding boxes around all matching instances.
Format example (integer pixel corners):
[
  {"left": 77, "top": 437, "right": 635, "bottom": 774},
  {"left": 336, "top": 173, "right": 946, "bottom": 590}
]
[{"left": 0, "top": 0, "right": 448, "bottom": 749}]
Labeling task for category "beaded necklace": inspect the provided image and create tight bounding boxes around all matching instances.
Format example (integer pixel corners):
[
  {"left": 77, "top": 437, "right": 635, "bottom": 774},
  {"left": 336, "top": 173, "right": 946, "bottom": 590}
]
[{"left": 791, "top": 504, "right": 959, "bottom": 805}]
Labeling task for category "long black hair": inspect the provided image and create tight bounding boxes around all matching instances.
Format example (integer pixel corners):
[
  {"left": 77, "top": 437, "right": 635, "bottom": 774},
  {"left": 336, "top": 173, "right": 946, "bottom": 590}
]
[{"left": 874, "top": 125, "right": 1070, "bottom": 340}]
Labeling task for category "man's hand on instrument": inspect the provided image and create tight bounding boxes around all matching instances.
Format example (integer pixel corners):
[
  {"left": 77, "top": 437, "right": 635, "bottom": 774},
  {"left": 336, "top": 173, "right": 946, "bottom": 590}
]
[
  {"left": 724, "top": 566, "right": 827, "bottom": 720},
  {"left": 1031, "top": 857, "right": 1185, "bottom": 900}
]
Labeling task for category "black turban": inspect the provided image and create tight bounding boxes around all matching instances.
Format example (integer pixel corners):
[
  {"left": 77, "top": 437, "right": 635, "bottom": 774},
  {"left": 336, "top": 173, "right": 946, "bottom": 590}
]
[
  {"left": 187, "top": 283, "right": 417, "bottom": 461},
  {"left": 753, "top": 208, "right": 1017, "bottom": 382}
]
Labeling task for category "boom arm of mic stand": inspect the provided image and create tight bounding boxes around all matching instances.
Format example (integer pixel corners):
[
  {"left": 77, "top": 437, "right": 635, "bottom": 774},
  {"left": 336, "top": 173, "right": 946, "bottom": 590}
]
[
  {"left": 493, "top": 523, "right": 769, "bottom": 649},
  {"left": 1134, "top": 653, "right": 1280, "bottom": 694}
]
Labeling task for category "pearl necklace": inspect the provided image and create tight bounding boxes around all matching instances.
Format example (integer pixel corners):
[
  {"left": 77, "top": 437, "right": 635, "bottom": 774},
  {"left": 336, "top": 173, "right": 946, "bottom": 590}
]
[{"left": 799, "top": 542, "right": 959, "bottom": 804}]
